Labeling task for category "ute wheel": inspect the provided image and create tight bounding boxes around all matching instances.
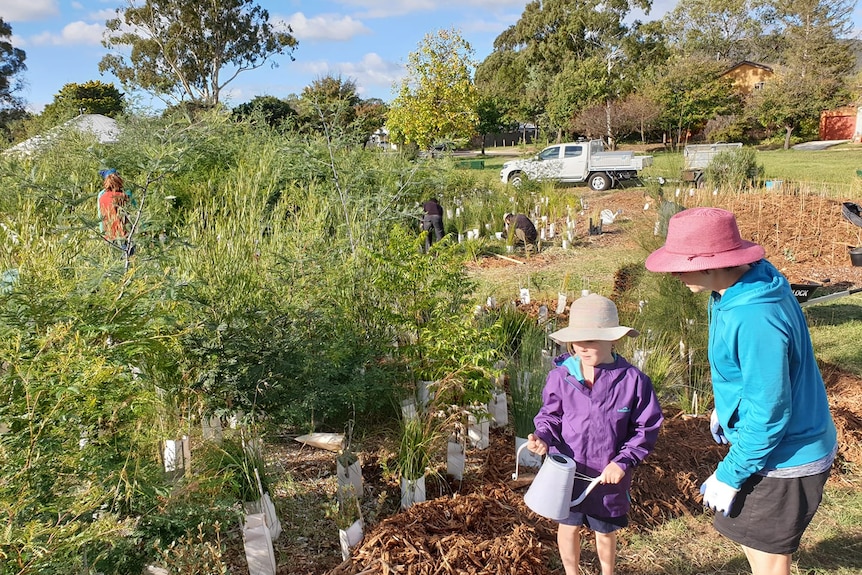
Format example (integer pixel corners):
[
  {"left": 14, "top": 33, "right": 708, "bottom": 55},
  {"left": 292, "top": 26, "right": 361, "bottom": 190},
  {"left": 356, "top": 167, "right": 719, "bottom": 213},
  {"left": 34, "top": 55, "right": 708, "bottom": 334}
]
[
  {"left": 508, "top": 172, "right": 525, "bottom": 187},
  {"left": 588, "top": 173, "right": 611, "bottom": 191}
]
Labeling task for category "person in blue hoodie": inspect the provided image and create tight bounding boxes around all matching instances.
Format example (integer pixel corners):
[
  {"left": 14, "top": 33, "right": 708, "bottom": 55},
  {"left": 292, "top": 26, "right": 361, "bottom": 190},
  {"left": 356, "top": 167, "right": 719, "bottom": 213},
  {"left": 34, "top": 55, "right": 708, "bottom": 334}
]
[
  {"left": 527, "top": 293, "right": 663, "bottom": 575},
  {"left": 646, "top": 207, "right": 837, "bottom": 575}
]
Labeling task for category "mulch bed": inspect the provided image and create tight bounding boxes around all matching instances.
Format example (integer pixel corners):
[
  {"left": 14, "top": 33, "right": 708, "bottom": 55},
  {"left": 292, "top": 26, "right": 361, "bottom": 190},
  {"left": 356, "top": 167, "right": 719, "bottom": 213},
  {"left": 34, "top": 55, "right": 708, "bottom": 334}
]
[{"left": 266, "top": 189, "right": 862, "bottom": 575}]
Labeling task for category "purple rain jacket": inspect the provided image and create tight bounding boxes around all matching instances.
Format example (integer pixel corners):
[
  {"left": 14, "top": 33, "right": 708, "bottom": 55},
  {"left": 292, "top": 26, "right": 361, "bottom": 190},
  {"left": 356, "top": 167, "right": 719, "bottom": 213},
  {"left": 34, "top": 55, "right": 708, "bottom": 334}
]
[{"left": 533, "top": 353, "right": 664, "bottom": 518}]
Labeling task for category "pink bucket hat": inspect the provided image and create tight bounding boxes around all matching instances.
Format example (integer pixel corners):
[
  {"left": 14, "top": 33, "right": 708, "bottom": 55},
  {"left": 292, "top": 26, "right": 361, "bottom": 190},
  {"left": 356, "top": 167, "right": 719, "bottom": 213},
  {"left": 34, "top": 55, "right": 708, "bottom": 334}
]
[
  {"left": 549, "top": 294, "right": 638, "bottom": 343},
  {"left": 645, "top": 207, "right": 765, "bottom": 273}
]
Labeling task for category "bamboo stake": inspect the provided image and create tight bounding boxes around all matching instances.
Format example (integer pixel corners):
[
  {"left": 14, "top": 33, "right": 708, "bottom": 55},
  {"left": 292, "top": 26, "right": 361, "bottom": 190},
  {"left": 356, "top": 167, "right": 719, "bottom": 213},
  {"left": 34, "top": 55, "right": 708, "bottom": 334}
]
[{"left": 493, "top": 253, "right": 525, "bottom": 264}]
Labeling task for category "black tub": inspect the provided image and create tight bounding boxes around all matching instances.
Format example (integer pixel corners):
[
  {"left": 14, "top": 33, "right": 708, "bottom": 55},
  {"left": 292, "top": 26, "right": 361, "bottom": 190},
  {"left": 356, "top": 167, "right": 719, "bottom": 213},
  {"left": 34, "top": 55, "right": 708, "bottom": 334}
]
[
  {"left": 790, "top": 283, "right": 820, "bottom": 303},
  {"left": 842, "top": 202, "right": 862, "bottom": 229}
]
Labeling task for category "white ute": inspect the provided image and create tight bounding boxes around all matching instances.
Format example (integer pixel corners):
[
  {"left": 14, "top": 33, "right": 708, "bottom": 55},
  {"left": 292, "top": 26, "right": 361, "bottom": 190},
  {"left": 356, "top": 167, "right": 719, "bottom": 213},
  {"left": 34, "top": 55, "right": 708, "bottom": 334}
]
[{"left": 500, "top": 140, "right": 653, "bottom": 191}]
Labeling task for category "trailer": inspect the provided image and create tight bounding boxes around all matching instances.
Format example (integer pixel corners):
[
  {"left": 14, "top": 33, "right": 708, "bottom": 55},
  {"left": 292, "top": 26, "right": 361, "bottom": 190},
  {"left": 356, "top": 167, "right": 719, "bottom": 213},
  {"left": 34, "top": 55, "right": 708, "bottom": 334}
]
[{"left": 682, "top": 143, "right": 743, "bottom": 187}]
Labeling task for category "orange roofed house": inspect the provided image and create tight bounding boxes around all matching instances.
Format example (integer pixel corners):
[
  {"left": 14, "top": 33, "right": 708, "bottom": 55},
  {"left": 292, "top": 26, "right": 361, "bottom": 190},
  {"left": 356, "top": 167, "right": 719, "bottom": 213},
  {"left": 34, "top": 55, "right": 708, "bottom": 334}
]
[{"left": 721, "top": 61, "right": 774, "bottom": 96}]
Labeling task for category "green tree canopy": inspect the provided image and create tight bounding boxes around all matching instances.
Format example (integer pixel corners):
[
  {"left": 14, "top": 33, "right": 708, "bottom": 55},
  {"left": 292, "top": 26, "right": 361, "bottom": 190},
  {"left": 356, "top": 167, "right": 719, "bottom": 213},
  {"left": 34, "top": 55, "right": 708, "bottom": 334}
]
[
  {"left": 475, "top": 96, "right": 511, "bottom": 154},
  {"left": 297, "top": 75, "right": 360, "bottom": 141},
  {"left": 748, "top": 71, "right": 830, "bottom": 148},
  {"left": 0, "top": 17, "right": 26, "bottom": 112},
  {"left": 232, "top": 95, "right": 297, "bottom": 130},
  {"left": 100, "top": 0, "right": 297, "bottom": 106},
  {"left": 475, "top": 49, "right": 541, "bottom": 136},
  {"left": 293, "top": 75, "right": 387, "bottom": 145},
  {"left": 744, "top": 0, "right": 854, "bottom": 148},
  {"left": 482, "top": 0, "right": 654, "bottom": 140},
  {"left": 387, "top": 28, "right": 479, "bottom": 151},
  {"left": 40, "top": 81, "right": 125, "bottom": 124},
  {"left": 642, "top": 55, "right": 741, "bottom": 146}
]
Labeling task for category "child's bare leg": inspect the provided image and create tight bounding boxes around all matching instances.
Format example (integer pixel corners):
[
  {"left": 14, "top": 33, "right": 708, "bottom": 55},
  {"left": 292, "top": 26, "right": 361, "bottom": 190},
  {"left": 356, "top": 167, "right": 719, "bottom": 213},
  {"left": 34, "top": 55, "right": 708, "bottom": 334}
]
[
  {"left": 594, "top": 531, "right": 617, "bottom": 575},
  {"left": 557, "top": 523, "right": 582, "bottom": 575}
]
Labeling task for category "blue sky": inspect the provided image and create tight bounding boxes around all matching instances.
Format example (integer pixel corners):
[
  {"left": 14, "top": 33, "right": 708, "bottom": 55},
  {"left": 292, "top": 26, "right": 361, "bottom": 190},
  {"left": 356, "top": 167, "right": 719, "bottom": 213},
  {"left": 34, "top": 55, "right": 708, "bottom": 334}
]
[{"left": 5, "top": 0, "right": 856, "bottom": 114}]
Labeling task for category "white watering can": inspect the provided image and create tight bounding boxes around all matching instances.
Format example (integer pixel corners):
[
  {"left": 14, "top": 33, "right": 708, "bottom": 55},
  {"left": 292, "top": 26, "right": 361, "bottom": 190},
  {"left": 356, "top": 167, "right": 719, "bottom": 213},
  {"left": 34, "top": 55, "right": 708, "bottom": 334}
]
[{"left": 513, "top": 442, "right": 602, "bottom": 521}]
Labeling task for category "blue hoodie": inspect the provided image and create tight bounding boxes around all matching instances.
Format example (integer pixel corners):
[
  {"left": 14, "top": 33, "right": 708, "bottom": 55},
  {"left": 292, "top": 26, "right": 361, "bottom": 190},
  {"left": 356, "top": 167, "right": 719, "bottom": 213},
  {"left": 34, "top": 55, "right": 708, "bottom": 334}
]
[{"left": 709, "top": 260, "right": 837, "bottom": 488}]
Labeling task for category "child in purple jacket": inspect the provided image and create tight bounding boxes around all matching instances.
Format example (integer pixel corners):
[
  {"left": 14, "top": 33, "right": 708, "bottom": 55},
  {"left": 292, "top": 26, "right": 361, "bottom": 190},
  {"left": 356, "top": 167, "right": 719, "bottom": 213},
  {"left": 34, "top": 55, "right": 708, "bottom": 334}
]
[{"left": 527, "top": 293, "right": 663, "bottom": 575}]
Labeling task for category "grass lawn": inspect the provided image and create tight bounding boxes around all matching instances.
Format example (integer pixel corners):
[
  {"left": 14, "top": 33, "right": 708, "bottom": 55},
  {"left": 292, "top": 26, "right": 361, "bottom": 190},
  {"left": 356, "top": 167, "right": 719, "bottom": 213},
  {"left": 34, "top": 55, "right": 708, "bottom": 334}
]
[{"left": 472, "top": 142, "right": 862, "bottom": 197}]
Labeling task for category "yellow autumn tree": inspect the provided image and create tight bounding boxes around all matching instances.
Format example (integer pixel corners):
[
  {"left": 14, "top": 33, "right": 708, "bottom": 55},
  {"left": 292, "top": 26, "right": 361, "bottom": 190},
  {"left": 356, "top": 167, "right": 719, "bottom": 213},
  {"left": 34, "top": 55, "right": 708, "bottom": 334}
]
[{"left": 387, "top": 28, "right": 479, "bottom": 152}]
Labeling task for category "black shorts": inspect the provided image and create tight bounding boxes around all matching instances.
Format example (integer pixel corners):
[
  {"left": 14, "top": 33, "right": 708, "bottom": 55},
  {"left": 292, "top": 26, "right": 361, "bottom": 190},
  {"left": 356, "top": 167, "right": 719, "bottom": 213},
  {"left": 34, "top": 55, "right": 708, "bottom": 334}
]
[
  {"left": 714, "top": 469, "right": 829, "bottom": 555},
  {"left": 559, "top": 511, "right": 628, "bottom": 534}
]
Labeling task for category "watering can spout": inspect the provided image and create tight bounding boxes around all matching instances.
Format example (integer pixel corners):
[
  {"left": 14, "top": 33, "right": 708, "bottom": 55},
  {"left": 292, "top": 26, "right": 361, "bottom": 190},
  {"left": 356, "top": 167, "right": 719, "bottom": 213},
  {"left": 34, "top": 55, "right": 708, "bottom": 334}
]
[{"left": 513, "top": 442, "right": 601, "bottom": 521}]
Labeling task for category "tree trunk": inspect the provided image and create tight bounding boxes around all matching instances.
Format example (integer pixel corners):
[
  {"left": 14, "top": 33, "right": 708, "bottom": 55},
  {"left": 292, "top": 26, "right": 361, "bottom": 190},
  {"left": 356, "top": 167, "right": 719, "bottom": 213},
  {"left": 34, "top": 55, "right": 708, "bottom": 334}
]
[
  {"left": 481, "top": 133, "right": 486, "bottom": 155},
  {"left": 605, "top": 100, "right": 615, "bottom": 150},
  {"left": 784, "top": 125, "right": 793, "bottom": 150}
]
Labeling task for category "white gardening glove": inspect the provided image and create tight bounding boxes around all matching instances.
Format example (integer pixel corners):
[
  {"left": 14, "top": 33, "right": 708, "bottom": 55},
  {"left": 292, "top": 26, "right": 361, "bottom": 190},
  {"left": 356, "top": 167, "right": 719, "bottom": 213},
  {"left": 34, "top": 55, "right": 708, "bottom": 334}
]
[
  {"left": 710, "top": 409, "right": 728, "bottom": 445},
  {"left": 700, "top": 473, "right": 739, "bottom": 516}
]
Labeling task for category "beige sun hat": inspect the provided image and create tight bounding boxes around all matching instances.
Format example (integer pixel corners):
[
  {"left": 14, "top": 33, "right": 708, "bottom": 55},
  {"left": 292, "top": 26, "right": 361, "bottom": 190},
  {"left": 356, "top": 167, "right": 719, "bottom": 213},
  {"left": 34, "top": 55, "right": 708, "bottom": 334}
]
[{"left": 549, "top": 293, "right": 639, "bottom": 343}]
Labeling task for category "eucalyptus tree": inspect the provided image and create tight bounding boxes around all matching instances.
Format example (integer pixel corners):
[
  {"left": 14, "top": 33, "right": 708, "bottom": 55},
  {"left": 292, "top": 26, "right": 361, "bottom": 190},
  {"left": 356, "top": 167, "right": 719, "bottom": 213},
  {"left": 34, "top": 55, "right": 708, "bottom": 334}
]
[
  {"left": 663, "top": 0, "right": 773, "bottom": 63},
  {"left": 767, "top": 0, "right": 854, "bottom": 79},
  {"left": 100, "top": 0, "right": 297, "bottom": 107},
  {"left": 387, "top": 28, "right": 479, "bottom": 151}
]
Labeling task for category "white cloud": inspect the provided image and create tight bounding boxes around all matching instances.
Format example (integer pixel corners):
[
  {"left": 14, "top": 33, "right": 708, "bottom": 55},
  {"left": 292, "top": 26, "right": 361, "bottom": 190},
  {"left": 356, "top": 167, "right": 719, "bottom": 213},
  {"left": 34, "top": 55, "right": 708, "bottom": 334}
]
[
  {"left": 340, "top": 53, "right": 404, "bottom": 93},
  {"left": 30, "top": 21, "right": 104, "bottom": 46},
  {"left": 0, "top": 0, "right": 59, "bottom": 22},
  {"left": 332, "top": 0, "right": 528, "bottom": 18},
  {"left": 293, "top": 52, "right": 403, "bottom": 96},
  {"left": 279, "top": 12, "right": 371, "bottom": 42},
  {"left": 462, "top": 16, "right": 516, "bottom": 35},
  {"left": 90, "top": 8, "right": 120, "bottom": 21}
]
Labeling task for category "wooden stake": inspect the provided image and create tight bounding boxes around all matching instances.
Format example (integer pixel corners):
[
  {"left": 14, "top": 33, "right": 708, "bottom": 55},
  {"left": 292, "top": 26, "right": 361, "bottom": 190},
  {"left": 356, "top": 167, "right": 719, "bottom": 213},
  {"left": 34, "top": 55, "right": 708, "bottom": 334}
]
[{"left": 493, "top": 253, "right": 524, "bottom": 264}]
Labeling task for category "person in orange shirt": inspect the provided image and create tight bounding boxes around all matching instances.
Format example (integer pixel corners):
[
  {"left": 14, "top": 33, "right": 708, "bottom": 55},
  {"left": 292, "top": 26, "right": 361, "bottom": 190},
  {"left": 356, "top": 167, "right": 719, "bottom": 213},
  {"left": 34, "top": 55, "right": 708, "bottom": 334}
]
[{"left": 97, "top": 169, "right": 130, "bottom": 242}]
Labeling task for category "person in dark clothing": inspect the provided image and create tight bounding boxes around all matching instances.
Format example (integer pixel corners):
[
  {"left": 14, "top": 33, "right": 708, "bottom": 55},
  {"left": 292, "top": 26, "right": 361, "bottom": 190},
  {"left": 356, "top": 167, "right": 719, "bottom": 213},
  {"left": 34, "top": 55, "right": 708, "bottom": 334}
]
[
  {"left": 505, "top": 212, "right": 538, "bottom": 252},
  {"left": 422, "top": 198, "right": 445, "bottom": 252}
]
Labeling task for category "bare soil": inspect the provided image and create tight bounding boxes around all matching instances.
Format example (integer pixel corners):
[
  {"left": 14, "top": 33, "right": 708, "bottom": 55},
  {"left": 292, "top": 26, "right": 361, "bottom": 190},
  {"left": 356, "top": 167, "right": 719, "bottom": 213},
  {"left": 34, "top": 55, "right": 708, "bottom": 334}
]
[{"left": 248, "top": 190, "right": 862, "bottom": 575}]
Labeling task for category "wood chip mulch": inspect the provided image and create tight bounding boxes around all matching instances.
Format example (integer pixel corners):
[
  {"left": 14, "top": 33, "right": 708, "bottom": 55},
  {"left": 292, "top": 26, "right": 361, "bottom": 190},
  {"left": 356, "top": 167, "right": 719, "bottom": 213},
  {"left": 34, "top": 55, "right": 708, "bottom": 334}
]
[{"left": 305, "top": 189, "right": 862, "bottom": 575}]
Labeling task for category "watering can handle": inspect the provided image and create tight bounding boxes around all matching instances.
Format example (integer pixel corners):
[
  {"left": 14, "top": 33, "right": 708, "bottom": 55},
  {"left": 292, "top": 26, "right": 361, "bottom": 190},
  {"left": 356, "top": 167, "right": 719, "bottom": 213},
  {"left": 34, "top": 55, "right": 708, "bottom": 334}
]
[
  {"left": 512, "top": 441, "right": 533, "bottom": 480},
  {"left": 571, "top": 475, "right": 603, "bottom": 506}
]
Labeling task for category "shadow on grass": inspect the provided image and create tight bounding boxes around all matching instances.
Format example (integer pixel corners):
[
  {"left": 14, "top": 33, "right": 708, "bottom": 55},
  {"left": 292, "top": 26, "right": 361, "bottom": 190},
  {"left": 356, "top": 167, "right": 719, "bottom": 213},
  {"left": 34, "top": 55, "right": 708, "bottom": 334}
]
[
  {"left": 797, "top": 532, "right": 862, "bottom": 573},
  {"left": 805, "top": 302, "right": 862, "bottom": 326}
]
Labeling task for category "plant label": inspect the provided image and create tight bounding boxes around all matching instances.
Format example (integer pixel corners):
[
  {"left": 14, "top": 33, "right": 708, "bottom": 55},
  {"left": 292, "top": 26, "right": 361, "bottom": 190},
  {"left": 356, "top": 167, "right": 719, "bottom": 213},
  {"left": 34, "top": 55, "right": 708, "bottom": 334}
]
[{"left": 519, "top": 288, "right": 530, "bottom": 305}]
